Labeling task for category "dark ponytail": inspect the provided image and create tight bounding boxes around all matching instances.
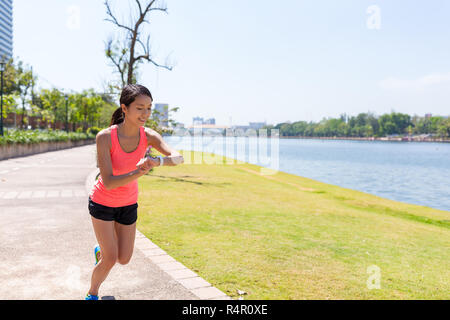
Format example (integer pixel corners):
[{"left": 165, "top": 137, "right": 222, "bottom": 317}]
[
  {"left": 110, "top": 107, "right": 125, "bottom": 126},
  {"left": 110, "top": 84, "right": 153, "bottom": 126}
]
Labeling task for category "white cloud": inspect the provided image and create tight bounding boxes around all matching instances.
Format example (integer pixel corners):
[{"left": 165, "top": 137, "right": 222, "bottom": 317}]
[{"left": 379, "top": 72, "right": 450, "bottom": 91}]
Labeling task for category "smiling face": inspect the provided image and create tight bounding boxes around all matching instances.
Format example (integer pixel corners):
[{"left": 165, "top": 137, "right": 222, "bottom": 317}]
[{"left": 121, "top": 94, "right": 153, "bottom": 126}]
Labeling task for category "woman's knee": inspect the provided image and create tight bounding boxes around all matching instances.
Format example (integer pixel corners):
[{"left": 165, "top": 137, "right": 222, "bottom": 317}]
[
  {"left": 117, "top": 252, "right": 133, "bottom": 265},
  {"left": 102, "top": 251, "right": 118, "bottom": 267}
]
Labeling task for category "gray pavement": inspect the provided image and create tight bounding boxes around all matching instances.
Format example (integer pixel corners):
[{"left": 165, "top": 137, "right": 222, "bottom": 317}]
[{"left": 0, "top": 144, "right": 229, "bottom": 300}]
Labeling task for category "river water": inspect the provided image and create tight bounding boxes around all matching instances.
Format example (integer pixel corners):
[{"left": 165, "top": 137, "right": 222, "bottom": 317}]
[{"left": 164, "top": 135, "right": 450, "bottom": 212}]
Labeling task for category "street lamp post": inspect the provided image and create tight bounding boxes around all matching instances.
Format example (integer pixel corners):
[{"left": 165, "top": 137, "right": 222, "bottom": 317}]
[{"left": 0, "top": 61, "right": 5, "bottom": 136}]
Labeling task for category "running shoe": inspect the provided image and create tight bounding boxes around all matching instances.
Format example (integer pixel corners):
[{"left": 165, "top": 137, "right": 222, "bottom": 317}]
[
  {"left": 85, "top": 293, "right": 99, "bottom": 300},
  {"left": 94, "top": 244, "right": 101, "bottom": 266}
]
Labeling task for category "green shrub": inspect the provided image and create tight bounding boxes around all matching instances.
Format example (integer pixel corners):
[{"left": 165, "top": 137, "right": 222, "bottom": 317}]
[
  {"left": 0, "top": 129, "right": 95, "bottom": 145},
  {"left": 87, "top": 126, "right": 102, "bottom": 136}
]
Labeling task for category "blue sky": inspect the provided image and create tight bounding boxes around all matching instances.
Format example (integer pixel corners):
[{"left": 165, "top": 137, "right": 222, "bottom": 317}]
[{"left": 13, "top": 0, "right": 450, "bottom": 126}]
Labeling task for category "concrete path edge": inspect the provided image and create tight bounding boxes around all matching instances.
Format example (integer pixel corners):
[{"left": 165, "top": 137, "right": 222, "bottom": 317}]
[{"left": 85, "top": 168, "right": 232, "bottom": 300}]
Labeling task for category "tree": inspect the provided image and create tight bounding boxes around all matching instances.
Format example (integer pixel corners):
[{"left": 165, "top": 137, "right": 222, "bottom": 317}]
[
  {"left": 428, "top": 116, "right": 443, "bottom": 134},
  {"left": 378, "top": 112, "right": 411, "bottom": 135},
  {"left": 0, "top": 59, "right": 19, "bottom": 120},
  {"left": 437, "top": 118, "right": 450, "bottom": 138},
  {"left": 391, "top": 112, "right": 411, "bottom": 134},
  {"left": 3, "top": 58, "right": 18, "bottom": 95},
  {"left": 104, "top": 0, "right": 173, "bottom": 89},
  {"left": 16, "top": 61, "right": 36, "bottom": 129},
  {"left": 367, "top": 112, "right": 380, "bottom": 136},
  {"left": 292, "top": 121, "right": 308, "bottom": 136},
  {"left": 38, "top": 88, "right": 65, "bottom": 129},
  {"left": 278, "top": 123, "right": 295, "bottom": 136},
  {"left": 72, "top": 89, "right": 104, "bottom": 131},
  {"left": 97, "top": 98, "right": 119, "bottom": 128},
  {"left": 337, "top": 121, "right": 349, "bottom": 137},
  {"left": 1, "top": 94, "right": 18, "bottom": 121}
]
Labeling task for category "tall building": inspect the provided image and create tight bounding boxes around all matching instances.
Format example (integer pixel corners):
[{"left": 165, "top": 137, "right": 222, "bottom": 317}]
[
  {"left": 0, "top": 0, "right": 13, "bottom": 60},
  {"left": 249, "top": 121, "right": 267, "bottom": 130},
  {"left": 193, "top": 117, "right": 203, "bottom": 125},
  {"left": 192, "top": 117, "right": 215, "bottom": 125},
  {"left": 204, "top": 118, "right": 215, "bottom": 125},
  {"left": 153, "top": 103, "right": 169, "bottom": 128}
]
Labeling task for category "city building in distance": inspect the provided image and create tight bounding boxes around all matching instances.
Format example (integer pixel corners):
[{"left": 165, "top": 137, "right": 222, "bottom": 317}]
[
  {"left": 182, "top": 117, "right": 267, "bottom": 135},
  {"left": 192, "top": 116, "right": 203, "bottom": 125},
  {"left": 231, "top": 121, "right": 267, "bottom": 131},
  {"left": 203, "top": 118, "right": 215, "bottom": 125},
  {"left": 192, "top": 117, "right": 215, "bottom": 125},
  {"left": 0, "top": 0, "right": 13, "bottom": 60},
  {"left": 187, "top": 123, "right": 230, "bottom": 135}
]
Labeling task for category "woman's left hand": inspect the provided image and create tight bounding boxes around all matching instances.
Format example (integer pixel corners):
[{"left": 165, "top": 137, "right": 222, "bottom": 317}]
[{"left": 136, "top": 156, "right": 160, "bottom": 172}]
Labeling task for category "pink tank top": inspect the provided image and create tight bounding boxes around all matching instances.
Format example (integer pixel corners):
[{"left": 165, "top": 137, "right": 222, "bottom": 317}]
[{"left": 89, "top": 124, "right": 150, "bottom": 207}]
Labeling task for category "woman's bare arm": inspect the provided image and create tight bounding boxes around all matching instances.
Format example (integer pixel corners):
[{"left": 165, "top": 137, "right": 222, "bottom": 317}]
[
  {"left": 146, "top": 129, "right": 184, "bottom": 166},
  {"left": 96, "top": 131, "right": 148, "bottom": 190}
]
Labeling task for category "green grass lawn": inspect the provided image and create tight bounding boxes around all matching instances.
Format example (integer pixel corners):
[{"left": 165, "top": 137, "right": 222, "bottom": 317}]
[{"left": 137, "top": 150, "right": 450, "bottom": 300}]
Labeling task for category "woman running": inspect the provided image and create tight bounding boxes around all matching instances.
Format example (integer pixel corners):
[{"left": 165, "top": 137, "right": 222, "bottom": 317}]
[{"left": 86, "top": 84, "right": 184, "bottom": 300}]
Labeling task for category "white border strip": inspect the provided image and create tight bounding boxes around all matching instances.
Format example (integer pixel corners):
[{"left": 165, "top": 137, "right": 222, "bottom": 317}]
[{"left": 85, "top": 169, "right": 231, "bottom": 300}]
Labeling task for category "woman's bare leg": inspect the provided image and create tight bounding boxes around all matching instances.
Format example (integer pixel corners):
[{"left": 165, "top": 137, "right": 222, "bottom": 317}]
[
  {"left": 115, "top": 221, "right": 136, "bottom": 265},
  {"left": 88, "top": 217, "right": 118, "bottom": 296}
]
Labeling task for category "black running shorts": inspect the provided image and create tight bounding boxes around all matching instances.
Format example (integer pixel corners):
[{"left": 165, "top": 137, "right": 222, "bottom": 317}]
[{"left": 88, "top": 197, "right": 138, "bottom": 225}]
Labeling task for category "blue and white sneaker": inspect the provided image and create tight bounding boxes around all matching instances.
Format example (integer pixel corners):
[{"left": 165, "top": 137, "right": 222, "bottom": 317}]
[
  {"left": 94, "top": 244, "right": 101, "bottom": 266},
  {"left": 85, "top": 293, "right": 99, "bottom": 300}
]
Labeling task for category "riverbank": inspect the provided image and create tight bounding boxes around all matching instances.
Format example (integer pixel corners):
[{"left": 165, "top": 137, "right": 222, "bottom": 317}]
[
  {"left": 136, "top": 150, "right": 450, "bottom": 299},
  {"left": 279, "top": 136, "right": 450, "bottom": 143}
]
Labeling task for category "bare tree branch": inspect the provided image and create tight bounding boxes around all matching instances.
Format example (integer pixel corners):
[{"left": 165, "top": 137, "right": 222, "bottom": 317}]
[
  {"left": 104, "top": 0, "right": 134, "bottom": 33},
  {"left": 105, "top": 38, "right": 128, "bottom": 86},
  {"left": 104, "top": 0, "right": 173, "bottom": 85},
  {"left": 136, "top": 35, "right": 150, "bottom": 55},
  {"left": 145, "top": 58, "right": 173, "bottom": 71},
  {"left": 149, "top": 7, "right": 168, "bottom": 13},
  {"left": 135, "top": 0, "right": 143, "bottom": 15},
  {"left": 143, "top": 0, "right": 157, "bottom": 15}
]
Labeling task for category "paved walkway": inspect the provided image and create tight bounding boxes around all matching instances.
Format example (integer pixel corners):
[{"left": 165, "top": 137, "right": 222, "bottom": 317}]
[{"left": 0, "top": 144, "right": 230, "bottom": 300}]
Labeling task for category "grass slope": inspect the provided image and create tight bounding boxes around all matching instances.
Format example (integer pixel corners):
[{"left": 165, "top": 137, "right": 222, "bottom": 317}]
[{"left": 137, "top": 150, "right": 450, "bottom": 299}]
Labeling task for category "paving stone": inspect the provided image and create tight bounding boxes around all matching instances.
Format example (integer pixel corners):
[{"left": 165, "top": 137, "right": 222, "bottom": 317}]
[
  {"left": 157, "top": 261, "right": 187, "bottom": 271},
  {"left": 191, "top": 286, "right": 227, "bottom": 300},
  {"left": 46, "top": 190, "right": 59, "bottom": 198},
  {"left": 149, "top": 255, "right": 177, "bottom": 265},
  {"left": 32, "top": 191, "right": 46, "bottom": 199},
  {"left": 164, "top": 268, "right": 199, "bottom": 280},
  {"left": 17, "top": 191, "right": 33, "bottom": 199},
  {"left": 177, "top": 277, "right": 212, "bottom": 290},
  {"left": 135, "top": 238, "right": 159, "bottom": 250},
  {"left": 3, "top": 191, "right": 18, "bottom": 199},
  {"left": 74, "top": 190, "right": 86, "bottom": 197},
  {"left": 61, "top": 190, "right": 73, "bottom": 198},
  {"left": 209, "top": 295, "right": 233, "bottom": 300},
  {"left": 135, "top": 231, "right": 146, "bottom": 239},
  {"left": 140, "top": 248, "right": 167, "bottom": 256}
]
